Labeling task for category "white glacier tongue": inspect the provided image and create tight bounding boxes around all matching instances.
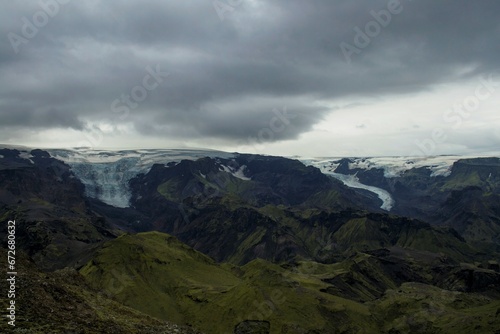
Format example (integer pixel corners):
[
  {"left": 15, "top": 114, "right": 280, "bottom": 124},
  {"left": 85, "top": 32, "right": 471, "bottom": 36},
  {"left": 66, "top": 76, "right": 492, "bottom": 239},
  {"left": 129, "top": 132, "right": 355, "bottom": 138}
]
[
  {"left": 63, "top": 157, "right": 142, "bottom": 208},
  {"left": 47, "top": 148, "right": 234, "bottom": 208},
  {"left": 299, "top": 155, "right": 488, "bottom": 210},
  {"left": 326, "top": 172, "right": 394, "bottom": 211},
  {"left": 301, "top": 159, "right": 395, "bottom": 211}
]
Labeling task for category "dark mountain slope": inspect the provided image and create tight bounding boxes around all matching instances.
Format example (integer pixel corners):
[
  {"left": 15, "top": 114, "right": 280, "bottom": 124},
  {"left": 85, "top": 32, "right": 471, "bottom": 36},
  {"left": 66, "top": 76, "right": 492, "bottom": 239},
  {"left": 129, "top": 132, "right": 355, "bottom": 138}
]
[
  {"left": 121, "top": 155, "right": 418, "bottom": 264},
  {"left": 126, "top": 188, "right": 482, "bottom": 266},
  {"left": 129, "top": 154, "right": 380, "bottom": 213},
  {"left": 333, "top": 157, "right": 500, "bottom": 247},
  {"left": 0, "top": 148, "right": 116, "bottom": 270}
]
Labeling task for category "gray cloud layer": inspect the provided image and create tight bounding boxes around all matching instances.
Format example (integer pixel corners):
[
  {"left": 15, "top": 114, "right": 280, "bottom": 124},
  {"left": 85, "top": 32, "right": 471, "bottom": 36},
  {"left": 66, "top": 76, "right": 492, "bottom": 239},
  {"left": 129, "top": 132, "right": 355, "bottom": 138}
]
[{"left": 1, "top": 0, "right": 499, "bottom": 146}]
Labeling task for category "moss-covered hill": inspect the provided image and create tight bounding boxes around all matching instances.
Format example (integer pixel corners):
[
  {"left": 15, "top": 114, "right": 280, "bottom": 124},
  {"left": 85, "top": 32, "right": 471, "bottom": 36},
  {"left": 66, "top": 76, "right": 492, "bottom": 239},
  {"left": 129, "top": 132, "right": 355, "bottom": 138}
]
[
  {"left": 79, "top": 231, "right": 500, "bottom": 334},
  {"left": 0, "top": 249, "right": 203, "bottom": 334}
]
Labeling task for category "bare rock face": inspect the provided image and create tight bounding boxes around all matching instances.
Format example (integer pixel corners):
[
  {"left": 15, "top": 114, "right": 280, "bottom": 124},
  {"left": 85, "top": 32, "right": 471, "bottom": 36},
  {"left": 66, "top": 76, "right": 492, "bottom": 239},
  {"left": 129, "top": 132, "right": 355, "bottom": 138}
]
[{"left": 234, "top": 320, "right": 270, "bottom": 334}]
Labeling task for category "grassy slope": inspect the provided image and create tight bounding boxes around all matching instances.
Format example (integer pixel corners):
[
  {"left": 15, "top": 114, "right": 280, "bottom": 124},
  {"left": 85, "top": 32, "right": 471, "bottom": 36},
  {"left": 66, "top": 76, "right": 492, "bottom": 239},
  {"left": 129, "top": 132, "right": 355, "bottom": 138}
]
[
  {"left": 79, "top": 231, "right": 500, "bottom": 334},
  {"left": 0, "top": 249, "right": 202, "bottom": 334},
  {"left": 373, "top": 282, "right": 500, "bottom": 334},
  {"left": 80, "top": 232, "right": 378, "bottom": 334},
  {"left": 80, "top": 232, "right": 240, "bottom": 325}
]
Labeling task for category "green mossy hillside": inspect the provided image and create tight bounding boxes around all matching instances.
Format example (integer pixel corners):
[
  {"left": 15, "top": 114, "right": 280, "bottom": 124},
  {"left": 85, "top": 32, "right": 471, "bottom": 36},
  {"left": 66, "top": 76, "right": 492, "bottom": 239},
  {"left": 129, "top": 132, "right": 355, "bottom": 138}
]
[
  {"left": 79, "top": 231, "right": 500, "bottom": 334},
  {"left": 80, "top": 232, "right": 379, "bottom": 333},
  {"left": 0, "top": 249, "right": 202, "bottom": 334}
]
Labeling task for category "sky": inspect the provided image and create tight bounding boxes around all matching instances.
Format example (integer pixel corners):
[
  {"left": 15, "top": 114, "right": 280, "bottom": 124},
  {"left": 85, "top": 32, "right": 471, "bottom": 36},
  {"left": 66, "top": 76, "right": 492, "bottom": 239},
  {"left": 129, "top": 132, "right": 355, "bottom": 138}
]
[{"left": 1, "top": 0, "right": 500, "bottom": 157}]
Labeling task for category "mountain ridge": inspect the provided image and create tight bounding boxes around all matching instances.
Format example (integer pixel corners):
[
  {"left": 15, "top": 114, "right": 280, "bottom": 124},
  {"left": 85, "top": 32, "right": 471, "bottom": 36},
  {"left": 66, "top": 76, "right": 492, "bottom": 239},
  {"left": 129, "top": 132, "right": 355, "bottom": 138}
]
[{"left": 1, "top": 146, "right": 499, "bottom": 333}]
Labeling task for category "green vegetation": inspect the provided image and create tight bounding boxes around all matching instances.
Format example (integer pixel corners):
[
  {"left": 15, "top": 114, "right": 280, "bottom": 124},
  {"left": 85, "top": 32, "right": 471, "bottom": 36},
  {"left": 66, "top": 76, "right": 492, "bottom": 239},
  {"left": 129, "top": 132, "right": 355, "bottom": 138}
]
[
  {"left": 0, "top": 249, "right": 201, "bottom": 334},
  {"left": 440, "top": 169, "right": 483, "bottom": 191},
  {"left": 80, "top": 232, "right": 379, "bottom": 333},
  {"left": 79, "top": 231, "right": 500, "bottom": 334},
  {"left": 373, "top": 282, "right": 500, "bottom": 334},
  {"left": 157, "top": 177, "right": 184, "bottom": 201},
  {"left": 2, "top": 152, "right": 500, "bottom": 333}
]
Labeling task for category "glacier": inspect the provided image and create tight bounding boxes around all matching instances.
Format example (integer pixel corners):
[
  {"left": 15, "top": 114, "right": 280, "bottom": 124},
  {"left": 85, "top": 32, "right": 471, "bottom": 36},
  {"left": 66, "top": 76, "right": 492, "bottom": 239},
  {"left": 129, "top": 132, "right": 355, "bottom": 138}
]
[
  {"left": 47, "top": 148, "right": 235, "bottom": 208},
  {"left": 326, "top": 172, "right": 394, "bottom": 211},
  {"left": 34, "top": 147, "right": 490, "bottom": 211},
  {"left": 300, "top": 155, "right": 470, "bottom": 178},
  {"left": 301, "top": 159, "right": 395, "bottom": 211},
  {"left": 344, "top": 156, "right": 462, "bottom": 177},
  {"left": 299, "top": 155, "right": 496, "bottom": 211}
]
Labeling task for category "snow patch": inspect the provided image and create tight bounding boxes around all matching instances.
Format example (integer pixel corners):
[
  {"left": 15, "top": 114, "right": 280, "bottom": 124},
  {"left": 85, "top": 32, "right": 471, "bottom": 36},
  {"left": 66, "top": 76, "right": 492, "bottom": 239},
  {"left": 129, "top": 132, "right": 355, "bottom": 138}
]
[
  {"left": 219, "top": 164, "right": 251, "bottom": 180},
  {"left": 19, "top": 151, "right": 34, "bottom": 164},
  {"left": 220, "top": 165, "right": 231, "bottom": 173},
  {"left": 233, "top": 165, "right": 251, "bottom": 181}
]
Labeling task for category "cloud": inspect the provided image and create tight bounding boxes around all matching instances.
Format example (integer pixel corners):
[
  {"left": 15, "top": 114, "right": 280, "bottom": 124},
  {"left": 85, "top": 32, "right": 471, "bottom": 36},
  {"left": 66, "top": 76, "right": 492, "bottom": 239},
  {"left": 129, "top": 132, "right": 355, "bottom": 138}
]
[{"left": 0, "top": 0, "right": 499, "bottom": 154}]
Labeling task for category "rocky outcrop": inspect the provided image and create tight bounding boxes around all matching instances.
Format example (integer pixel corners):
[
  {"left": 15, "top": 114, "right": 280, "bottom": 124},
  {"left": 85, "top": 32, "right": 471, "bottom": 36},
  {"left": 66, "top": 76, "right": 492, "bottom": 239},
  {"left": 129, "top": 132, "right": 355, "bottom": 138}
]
[{"left": 234, "top": 321, "right": 270, "bottom": 334}]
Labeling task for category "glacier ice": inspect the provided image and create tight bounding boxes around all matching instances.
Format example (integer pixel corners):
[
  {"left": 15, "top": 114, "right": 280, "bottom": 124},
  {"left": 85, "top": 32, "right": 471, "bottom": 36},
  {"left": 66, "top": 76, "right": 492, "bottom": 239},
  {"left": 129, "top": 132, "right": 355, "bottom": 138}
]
[
  {"left": 47, "top": 148, "right": 235, "bottom": 208},
  {"left": 301, "top": 159, "right": 395, "bottom": 211},
  {"left": 328, "top": 172, "right": 394, "bottom": 211},
  {"left": 63, "top": 157, "right": 141, "bottom": 208}
]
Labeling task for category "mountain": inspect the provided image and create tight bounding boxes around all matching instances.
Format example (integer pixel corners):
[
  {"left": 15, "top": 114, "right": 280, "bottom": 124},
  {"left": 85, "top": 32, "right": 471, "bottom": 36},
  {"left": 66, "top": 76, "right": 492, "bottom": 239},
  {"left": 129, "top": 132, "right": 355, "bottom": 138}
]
[
  {"left": 306, "top": 156, "right": 500, "bottom": 249},
  {"left": 46, "top": 148, "right": 235, "bottom": 208},
  {"left": 1, "top": 146, "right": 499, "bottom": 333},
  {"left": 79, "top": 231, "right": 500, "bottom": 334},
  {"left": 0, "top": 246, "right": 202, "bottom": 334},
  {"left": 0, "top": 148, "right": 116, "bottom": 270}
]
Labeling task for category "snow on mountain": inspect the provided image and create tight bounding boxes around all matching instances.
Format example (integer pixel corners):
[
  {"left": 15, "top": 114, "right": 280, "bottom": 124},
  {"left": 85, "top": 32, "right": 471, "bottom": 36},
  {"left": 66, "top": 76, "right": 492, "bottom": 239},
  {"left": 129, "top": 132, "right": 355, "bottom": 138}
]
[
  {"left": 6, "top": 144, "right": 497, "bottom": 212},
  {"left": 233, "top": 165, "right": 251, "bottom": 180},
  {"left": 219, "top": 164, "right": 251, "bottom": 181},
  {"left": 332, "top": 173, "right": 394, "bottom": 211},
  {"left": 18, "top": 151, "right": 35, "bottom": 164},
  {"left": 345, "top": 156, "right": 463, "bottom": 177},
  {"left": 47, "top": 148, "right": 235, "bottom": 208},
  {"left": 300, "top": 155, "right": 467, "bottom": 178},
  {"left": 301, "top": 159, "right": 394, "bottom": 211},
  {"left": 299, "top": 155, "right": 497, "bottom": 210}
]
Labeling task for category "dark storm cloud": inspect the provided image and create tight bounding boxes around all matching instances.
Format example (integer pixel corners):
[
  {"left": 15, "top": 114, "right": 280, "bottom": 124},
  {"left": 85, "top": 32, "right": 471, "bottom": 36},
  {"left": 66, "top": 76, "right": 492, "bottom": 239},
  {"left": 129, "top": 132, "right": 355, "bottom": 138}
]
[
  {"left": 133, "top": 101, "right": 325, "bottom": 142},
  {"left": 1, "top": 0, "right": 499, "bottom": 142}
]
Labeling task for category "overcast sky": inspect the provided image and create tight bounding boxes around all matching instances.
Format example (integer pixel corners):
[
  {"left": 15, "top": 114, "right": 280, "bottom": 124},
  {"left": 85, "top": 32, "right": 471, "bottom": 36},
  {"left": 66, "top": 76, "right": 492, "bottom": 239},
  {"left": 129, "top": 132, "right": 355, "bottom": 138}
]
[{"left": 1, "top": 0, "right": 500, "bottom": 157}]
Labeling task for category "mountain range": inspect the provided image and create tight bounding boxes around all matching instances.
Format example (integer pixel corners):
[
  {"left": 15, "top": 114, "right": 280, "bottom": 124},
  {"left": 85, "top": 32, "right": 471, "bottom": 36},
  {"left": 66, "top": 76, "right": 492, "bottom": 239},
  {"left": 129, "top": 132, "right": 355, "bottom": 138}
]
[{"left": 0, "top": 146, "right": 499, "bottom": 333}]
